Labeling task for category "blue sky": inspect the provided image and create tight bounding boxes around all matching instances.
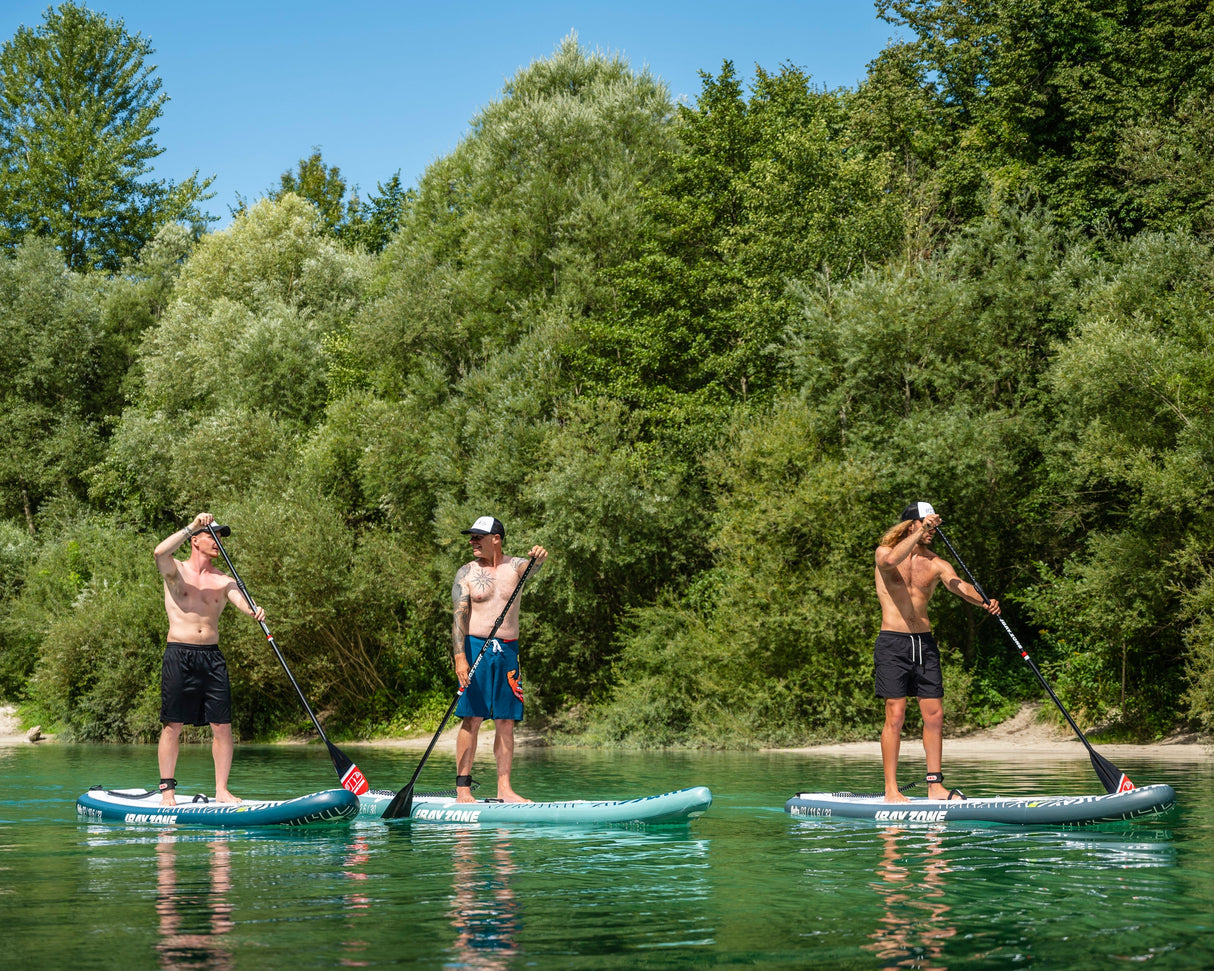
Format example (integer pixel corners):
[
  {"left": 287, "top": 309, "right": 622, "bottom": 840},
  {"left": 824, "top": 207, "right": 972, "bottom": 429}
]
[{"left": 2, "top": 1, "right": 905, "bottom": 227}]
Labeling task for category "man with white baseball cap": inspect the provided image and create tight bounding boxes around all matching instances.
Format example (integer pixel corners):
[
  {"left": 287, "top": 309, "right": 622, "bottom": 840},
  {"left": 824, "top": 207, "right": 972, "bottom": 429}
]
[
  {"left": 452, "top": 515, "right": 548, "bottom": 803},
  {"left": 873, "top": 501, "right": 1000, "bottom": 802}
]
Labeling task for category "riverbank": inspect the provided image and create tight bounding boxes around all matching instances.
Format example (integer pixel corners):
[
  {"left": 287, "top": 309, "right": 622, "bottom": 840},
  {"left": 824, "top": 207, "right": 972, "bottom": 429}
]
[
  {"left": 763, "top": 702, "right": 1213, "bottom": 762},
  {"left": 0, "top": 704, "right": 48, "bottom": 745},
  {"left": 350, "top": 702, "right": 1212, "bottom": 761},
  {"left": 4, "top": 701, "right": 1210, "bottom": 759}
]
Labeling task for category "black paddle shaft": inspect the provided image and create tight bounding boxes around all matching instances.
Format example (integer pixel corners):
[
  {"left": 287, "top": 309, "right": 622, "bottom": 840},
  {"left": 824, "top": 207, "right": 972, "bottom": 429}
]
[
  {"left": 934, "top": 526, "right": 1132, "bottom": 794},
  {"left": 205, "top": 524, "right": 368, "bottom": 794},
  {"left": 381, "top": 553, "right": 539, "bottom": 819}
]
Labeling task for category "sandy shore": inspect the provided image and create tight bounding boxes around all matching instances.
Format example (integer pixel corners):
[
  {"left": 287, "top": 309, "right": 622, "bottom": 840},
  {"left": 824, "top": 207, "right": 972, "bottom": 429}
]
[
  {"left": 4, "top": 702, "right": 1210, "bottom": 759},
  {"left": 0, "top": 704, "right": 47, "bottom": 745},
  {"left": 763, "top": 703, "right": 1213, "bottom": 763}
]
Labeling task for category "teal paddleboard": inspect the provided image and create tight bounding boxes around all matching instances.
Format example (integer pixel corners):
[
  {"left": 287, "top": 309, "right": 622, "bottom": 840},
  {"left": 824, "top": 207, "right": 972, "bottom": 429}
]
[
  {"left": 76, "top": 786, "right": 359, "bottom": 827},
  {"left": 358, "top": 785, "right": 712, "bottom": 825}
]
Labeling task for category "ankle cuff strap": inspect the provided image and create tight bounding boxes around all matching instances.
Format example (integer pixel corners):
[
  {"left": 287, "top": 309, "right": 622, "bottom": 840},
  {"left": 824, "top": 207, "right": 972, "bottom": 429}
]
[
  {"left": 455, "top": 774, "right": 473, "bottom": 788},
  {"left": 925, "top": 772, "right": 944, "bottom": 785},
  {"left": 158, "top": 777, "right": 177, "bottom": 791}
]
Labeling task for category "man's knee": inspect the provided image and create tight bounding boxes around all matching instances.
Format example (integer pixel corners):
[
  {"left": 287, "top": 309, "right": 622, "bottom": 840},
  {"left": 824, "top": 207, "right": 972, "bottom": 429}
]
[{"left": 919, "top": 698, "right": 944, "bottom": 730}]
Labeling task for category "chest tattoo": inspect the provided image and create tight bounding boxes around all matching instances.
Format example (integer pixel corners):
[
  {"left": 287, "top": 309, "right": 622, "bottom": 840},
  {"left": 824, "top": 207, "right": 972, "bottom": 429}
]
[{"left": 470, "top": 567, "right": 495, "bottom": 594}]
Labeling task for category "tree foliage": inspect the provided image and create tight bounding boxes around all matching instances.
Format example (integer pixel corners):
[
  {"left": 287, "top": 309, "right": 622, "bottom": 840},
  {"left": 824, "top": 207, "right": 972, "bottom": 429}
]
[
  {"left": 875, "top": 0, "right": 1214, "bottom": 233},
  {"left": 0, "top": 238, "right": 106, "bottom": 531},
  {"left": 0, "top": 2, "right": 211, "bottom": 271},
  {"left": 2, "top": 22, "right": 1214, "bottom": 747}
]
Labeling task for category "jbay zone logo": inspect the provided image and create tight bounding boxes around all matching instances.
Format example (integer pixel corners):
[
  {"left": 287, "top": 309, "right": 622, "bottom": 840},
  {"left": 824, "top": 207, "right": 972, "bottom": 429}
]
[
  {"left": 414, "top": 807, "right": 483, "bottom": 822},
  {"left": 874, "top": 809, "right": 949, "bottom": 822}
]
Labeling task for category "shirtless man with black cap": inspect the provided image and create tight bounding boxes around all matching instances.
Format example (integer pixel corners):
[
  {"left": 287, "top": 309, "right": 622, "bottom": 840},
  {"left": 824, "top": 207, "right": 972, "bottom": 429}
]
[
  {"left": 874, "top": 501, "right": 1000, "bottom": 802},
  {"left": 153, "top": 512, "right": 265, "bottom": 805}
]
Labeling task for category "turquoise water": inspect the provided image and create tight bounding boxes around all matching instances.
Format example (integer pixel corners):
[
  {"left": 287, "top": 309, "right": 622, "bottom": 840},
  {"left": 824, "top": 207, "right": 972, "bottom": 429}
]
[{"left": 1, "top": 741, "right": 1211, "bottom": 968}]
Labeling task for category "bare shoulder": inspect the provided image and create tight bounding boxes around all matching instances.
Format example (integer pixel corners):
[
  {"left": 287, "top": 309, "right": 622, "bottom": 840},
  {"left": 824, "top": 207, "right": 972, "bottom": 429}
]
[
  {"left": 874, "top": 544, "right": 898, "bottom": 570},
  {"left": 923, "top": 549, "right": 954, "bottom": 575},
  {"left": 157, "top": 554, "right": 184, "bottom": 584}
]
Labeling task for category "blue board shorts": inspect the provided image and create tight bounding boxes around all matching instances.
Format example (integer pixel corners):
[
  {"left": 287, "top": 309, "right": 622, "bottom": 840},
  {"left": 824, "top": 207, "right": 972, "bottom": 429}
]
[
  {"left": 160, "top": 642, "right": 233, "bottom": 726},
  {"left": 455, "top": 635, "right": 525, "bottom": 722},
  {"left": 873, "top": 630, "right": 944, "bottom": 700}
]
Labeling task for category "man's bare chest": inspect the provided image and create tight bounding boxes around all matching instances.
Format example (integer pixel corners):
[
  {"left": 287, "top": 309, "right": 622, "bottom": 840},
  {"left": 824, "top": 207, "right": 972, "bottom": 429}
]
[
  {"left": 174, "top": 568, "right": 229, "bottom": 606},
  {"left": 467, "top": 564, "right": 515, "bottom": 607},
  {"left": 898, "top": 555, "right": 939, "bottom": 595}
]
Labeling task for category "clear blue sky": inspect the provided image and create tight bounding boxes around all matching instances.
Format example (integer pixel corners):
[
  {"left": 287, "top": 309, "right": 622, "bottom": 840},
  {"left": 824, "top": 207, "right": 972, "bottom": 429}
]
[{"left": 2, "top": 1, "right": 905, "bottom": 227}]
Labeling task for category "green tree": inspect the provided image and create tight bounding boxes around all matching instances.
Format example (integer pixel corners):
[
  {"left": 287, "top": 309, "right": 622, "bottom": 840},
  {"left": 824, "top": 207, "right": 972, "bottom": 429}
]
[
  {"left": 0, "top": 239, "right": 107, "bottom": 531},
  {"left": 266, "top": 151, "right": 411, "bottom": 253},
  {"left": 272, "top": 148, "right": 354, "bottom": 236},
  {"left": 1026, "top": 231, "right": 1214, "bottom": 734},
  {"left": 572, "top": 62, "right": 905, "bottom": 461},
  {"left": 342, "top": 171, "right": 411, "bottom": 254},
  {"left": 0, "top": 2, "right": 211, "bottom": 271},
  {"left": 354, "top": 34, "right": 677, "bottom": 393},
  {"left": 89, "top": 195, "right": 371, "bottom": 524},
  {"left": 875, "top": 0, "right": 1214, "bottom": 233}
]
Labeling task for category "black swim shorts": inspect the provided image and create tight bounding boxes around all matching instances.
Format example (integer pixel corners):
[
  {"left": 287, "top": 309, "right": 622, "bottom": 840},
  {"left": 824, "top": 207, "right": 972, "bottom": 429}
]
[
  {"left": 873, "top": 630, "right": 943, "bottom": 700},
  {"left": 160, "top": 642, "right": 233, "bottom": 726}
]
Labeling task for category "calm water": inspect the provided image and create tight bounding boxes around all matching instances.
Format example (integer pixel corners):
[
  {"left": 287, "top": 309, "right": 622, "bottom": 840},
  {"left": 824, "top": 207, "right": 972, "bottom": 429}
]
[{"left": 1, "top": 740, "right": 1211, "bottom": 969}]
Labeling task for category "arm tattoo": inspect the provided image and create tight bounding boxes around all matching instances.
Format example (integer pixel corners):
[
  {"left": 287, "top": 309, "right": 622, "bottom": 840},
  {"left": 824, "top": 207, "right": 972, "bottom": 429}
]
[
  {"left": 515, "top": 555, "right": 541, "bottom": 576},
  {"left": 452, "top": 566, "right": 471, "bottom": 654}
]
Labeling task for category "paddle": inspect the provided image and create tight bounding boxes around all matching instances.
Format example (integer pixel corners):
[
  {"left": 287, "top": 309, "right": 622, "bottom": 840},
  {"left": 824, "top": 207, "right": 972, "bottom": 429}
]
[
  {"left": 381, "top": 553, "right": 539, "bottom": 820},
  {"left": 205, "top": 524, "right": 370, "bottom": 795},
  {"left": 934, "top": 525, "right": 1134, "bottom": 794}
]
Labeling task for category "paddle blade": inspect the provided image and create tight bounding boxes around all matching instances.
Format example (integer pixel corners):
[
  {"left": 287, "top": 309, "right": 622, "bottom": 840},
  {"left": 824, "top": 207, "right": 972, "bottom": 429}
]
[
  {"left": 1091, "top": 749, "right": 1134, "bottom": 794},
  {"left": 327, "top": 742, "right": 370, "bottom": 795},
  {"left": 381, "top": 783, "right": 414, "bottom": 820}
]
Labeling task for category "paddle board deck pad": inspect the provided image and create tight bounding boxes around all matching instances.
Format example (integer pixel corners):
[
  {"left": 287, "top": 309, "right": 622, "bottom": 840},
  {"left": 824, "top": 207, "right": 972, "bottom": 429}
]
[
  {"left": 785, "top": 783, "right": 1176, "bottom": 827},
  {"left": 357, "top": 785, "right": 712, "bottom": 825},
  {"left": 76, "top": 786, "right": 359, "bottom": 827}
]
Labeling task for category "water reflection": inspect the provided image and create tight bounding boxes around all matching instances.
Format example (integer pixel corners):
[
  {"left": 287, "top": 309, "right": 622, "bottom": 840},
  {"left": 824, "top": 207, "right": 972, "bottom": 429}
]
[
  {"left": 340, "top": 836, "right": 373, "bottom": 968},
  {"left": 863, "top": 827, "right": 955, "bottom": 971},
  {"left": 154, "top": 836, "right": 233, "bottom": 970},
  {"left": 446, "top": 831, "right": 520, "bottom": 969}
]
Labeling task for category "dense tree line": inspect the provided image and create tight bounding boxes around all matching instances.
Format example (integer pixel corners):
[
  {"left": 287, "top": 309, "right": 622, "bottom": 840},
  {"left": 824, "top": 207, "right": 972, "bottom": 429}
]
[{"left": 1, "top": 3, "right": 1212, "bottom": 746}]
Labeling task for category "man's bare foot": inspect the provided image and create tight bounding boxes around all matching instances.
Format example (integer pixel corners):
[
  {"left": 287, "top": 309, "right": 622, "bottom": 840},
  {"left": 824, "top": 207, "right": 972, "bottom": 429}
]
[
  {"left": 884, "top": 790, "right": 911, "bottom": 804},
  {"left": 498, "top": 790, "right": 532, "bottom": 804},
  {"left": 456, "top": 788, "right": 477, "bottom": 804},
  {"left": 160, "top": 793, "right": 177, "bottom": 807},
  {"left": 215, "top": 789, "right": 241, "bottom": 804}
]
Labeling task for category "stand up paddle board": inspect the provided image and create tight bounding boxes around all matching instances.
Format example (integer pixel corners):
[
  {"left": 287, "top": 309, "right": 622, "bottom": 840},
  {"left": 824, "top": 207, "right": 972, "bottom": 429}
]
[
  {"left": 358, "top": 785, "right": 712, "bottom": 826},
  {"left": 785, "top": 783, "right": 1176, "bottom": 826},
  {"left": 76, "top": 786, "right": 359, "bottom": 827}
]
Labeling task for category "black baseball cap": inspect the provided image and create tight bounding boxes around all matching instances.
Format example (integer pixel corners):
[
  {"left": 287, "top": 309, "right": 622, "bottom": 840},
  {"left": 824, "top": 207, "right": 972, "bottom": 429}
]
[{"left": 900, "top": 502, "right": 936, "bottom": 522}]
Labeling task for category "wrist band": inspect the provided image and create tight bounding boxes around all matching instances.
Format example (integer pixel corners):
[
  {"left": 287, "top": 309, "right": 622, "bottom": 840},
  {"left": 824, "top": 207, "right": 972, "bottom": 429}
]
[
  {"left": 455, "top": 775, "right": 473, "bottom": 788},
  {"left": 159, "top": 777, "right": 177, "bottom": 791}
]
